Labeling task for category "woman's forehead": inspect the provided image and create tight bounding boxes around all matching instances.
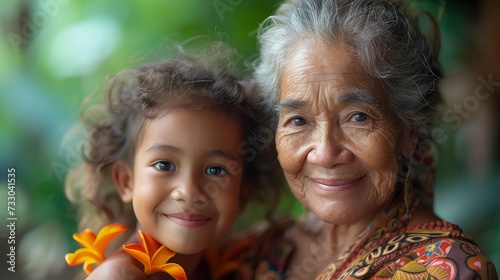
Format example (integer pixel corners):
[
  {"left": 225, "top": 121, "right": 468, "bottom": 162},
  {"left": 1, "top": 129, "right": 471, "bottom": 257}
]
[{"left": 279, "top": 40, "right": 386, "bottom": 104}]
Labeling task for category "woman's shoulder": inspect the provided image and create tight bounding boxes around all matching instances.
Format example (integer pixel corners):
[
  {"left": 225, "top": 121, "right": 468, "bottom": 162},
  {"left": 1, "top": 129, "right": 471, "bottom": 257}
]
[
  {"left": 378, "top": 220, "right": 498, "bottom": 279},
  {"left": 383, "top": 236, "right": 498, "bottom": 279}
]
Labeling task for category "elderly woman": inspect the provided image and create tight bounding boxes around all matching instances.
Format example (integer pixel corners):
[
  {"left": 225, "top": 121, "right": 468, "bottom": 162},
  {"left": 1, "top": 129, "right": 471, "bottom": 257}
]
[{"left": 228, "top": 0, "right": 498, "bottom": 279}]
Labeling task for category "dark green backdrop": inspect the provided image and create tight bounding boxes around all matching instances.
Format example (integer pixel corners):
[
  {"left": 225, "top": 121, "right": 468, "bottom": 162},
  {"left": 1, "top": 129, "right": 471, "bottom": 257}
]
[{"left": 1, "top": 0, "right": 498, "bottom": 279}]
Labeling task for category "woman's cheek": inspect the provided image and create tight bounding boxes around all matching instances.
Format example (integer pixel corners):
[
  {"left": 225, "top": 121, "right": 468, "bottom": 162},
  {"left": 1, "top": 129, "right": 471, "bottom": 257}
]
[
  {"left": 360, "top": 130, "right": 400, "bottom": 203},
  {"left": 276, "top": 129, "right": 306, "bottom": 175},
  {"left": 369, "top": 159, "right": 399, "bottom": 204}
]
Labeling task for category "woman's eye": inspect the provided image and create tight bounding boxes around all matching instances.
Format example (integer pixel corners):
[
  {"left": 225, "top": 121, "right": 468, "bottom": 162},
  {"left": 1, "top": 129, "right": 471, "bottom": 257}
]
[
  {"left": 291, "top": 117, "right": 306, "bottom": 126},
  {"left": 153, "top": 161, "right": 175, "bottom": 171},
  {"left": 352, "top": 112, "right": 368, "bottom": 122},
  {"left": 206, "top": 166, "right": 227, "bottom": 176}
]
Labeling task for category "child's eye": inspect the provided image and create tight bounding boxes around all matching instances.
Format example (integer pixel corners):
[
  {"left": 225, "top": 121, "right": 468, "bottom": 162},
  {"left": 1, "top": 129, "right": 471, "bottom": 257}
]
[
  {"left": 352, "top": 112, "right": 368, "bottom": 122},
  {"left": 205, "top": 166, "right": 227, "bottom": 176},
  {"left": 153, "top": 161, "right": 175, "bottom": 171}
]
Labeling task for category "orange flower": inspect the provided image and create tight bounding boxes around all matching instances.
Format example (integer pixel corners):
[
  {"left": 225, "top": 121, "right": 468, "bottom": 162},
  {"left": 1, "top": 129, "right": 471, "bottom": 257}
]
[
  {"left": 123, "top": 230, "right": 186, "bottom": 280},
  {"left": 65, "top": 223, "right": 127, "bottom": 275}
]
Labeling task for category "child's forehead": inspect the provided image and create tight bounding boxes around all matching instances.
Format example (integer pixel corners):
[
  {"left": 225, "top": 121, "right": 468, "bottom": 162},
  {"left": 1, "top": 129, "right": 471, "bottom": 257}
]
[
  {"left": 135, "top": 107, "right": 246, "bottom": 147},
  {"left": 134, "top": 109, "right": 247, "bottom": 164}
]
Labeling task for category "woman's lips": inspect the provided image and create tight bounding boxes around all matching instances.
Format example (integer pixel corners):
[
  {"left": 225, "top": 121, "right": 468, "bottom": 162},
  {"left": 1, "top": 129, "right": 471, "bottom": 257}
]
[
  {"left": 165, "top": 213, "right": 211, "bottom": 227},
  {"left": 310, "top": 176, "right": 364, "bottom": 191}
]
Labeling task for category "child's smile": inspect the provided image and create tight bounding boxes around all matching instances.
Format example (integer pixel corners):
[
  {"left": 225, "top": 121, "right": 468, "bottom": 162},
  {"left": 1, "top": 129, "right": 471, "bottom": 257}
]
[{"left": 163, "top": 212, "right": 212, "bottom": 227}]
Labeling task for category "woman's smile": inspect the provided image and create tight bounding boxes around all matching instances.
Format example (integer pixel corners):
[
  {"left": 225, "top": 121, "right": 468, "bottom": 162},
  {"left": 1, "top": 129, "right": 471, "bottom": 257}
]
[{"left": 309, "top": 176, "right": 365, "bottom": 191}]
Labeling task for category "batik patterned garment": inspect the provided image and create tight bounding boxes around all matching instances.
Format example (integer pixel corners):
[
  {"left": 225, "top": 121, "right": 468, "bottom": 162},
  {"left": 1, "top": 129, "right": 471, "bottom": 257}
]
[{"left": 229, "top": 196, "right": 498, "bottom": 280}]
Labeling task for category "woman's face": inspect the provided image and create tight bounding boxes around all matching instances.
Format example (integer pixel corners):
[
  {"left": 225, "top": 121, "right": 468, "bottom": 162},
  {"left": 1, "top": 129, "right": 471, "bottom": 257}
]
[{"left": 276, "top": 40, "right": 404, "bottom": 226}]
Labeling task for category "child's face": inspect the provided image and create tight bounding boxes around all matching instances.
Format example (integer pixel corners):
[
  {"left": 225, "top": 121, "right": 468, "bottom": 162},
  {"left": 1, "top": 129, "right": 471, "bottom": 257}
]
[{"left": 127, "top": 109, "right": 245, "bottom": 254}]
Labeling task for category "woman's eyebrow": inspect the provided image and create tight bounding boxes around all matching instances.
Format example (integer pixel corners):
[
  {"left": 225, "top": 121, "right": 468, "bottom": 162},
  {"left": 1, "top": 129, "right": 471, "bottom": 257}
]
[
  {"left": 276, "top": 99, "right": 308, "bottom": 111},
  {"left": 337, "top": 89, "right": 384, "bottom": 109}
]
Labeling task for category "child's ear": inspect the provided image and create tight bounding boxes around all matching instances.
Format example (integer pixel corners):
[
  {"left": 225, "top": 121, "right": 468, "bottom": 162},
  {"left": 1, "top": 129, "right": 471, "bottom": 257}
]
[
  {"left": 238, "top": 177, "right": 257, "bottom": 213},
  {"left": 112, "top": 161, "right": 133, "bottom": 203}
]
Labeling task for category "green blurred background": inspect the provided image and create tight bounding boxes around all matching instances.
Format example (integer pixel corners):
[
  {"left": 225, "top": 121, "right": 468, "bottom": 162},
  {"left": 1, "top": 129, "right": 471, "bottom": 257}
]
[{"left": 0, "top": 0, "right": 499, "bottom": 279}]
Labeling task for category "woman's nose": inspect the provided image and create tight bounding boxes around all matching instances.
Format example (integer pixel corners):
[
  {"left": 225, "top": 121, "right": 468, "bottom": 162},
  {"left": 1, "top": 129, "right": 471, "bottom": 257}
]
[
  {"left": 307, "top": 128, "right": 353, "bottom": 168},
  {"left": 171, "top": 175, "right": 209, "bottom": 207}
]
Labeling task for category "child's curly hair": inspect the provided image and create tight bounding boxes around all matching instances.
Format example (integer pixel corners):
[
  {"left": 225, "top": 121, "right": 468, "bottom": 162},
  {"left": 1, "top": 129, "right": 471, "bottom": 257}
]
[{"left": 65, "top": 51, "right": 282, "bottom": 233}]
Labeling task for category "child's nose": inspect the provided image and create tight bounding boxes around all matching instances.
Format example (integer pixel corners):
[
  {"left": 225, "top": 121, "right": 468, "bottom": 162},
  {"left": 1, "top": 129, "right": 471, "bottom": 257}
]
[{"left": 171, "top": 176, "right": 209, "bottom": 208}]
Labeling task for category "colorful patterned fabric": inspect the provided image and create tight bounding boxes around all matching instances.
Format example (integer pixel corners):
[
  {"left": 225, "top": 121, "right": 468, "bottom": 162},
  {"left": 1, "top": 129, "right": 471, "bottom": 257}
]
[{"left": 227, "top": 195, "right": 498, "bottom": 280}]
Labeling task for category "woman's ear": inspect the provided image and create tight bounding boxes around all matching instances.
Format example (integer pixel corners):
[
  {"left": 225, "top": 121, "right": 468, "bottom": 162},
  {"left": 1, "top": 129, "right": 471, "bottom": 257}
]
[
  {"left": 402, "top": 129, "right": 419, "bottom": 159},
  {"left": 112, "top": 161, "right": 133, "bottom": 203}
]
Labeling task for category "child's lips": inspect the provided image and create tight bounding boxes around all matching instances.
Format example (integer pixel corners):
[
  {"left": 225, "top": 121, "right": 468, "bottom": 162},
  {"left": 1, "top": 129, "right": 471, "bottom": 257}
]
[{"left": 164, "top": 213, "right": 212, "bottom": 227}]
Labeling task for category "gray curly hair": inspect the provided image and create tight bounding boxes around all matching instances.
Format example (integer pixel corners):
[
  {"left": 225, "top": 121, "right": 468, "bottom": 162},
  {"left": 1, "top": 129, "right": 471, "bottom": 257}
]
[{"left": 255, "top": 0, "right": 442, "bottom": 191}]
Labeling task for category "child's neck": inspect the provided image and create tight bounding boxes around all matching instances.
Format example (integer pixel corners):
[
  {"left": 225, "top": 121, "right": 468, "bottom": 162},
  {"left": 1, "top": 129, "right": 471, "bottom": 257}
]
[{"left": 170, "top": 253, "right": 206, "bottom": 279}]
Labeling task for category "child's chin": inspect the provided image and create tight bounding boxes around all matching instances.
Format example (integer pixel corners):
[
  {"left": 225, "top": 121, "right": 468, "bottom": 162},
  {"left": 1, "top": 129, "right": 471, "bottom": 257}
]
[{"left": 170, "top": 245, "right": 207, "bottom": 255}]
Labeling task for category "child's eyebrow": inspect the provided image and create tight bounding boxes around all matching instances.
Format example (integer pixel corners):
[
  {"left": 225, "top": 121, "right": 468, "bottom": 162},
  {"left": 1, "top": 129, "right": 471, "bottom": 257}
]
[
  {"left": 207, "top": 150, "right": 237, "bottom": 161},
  {"left": 145, "top": 144, "right": 237, "bottom": 161},
  {"left": 146, "top": 143, "right": 183, "bottom": 154}
]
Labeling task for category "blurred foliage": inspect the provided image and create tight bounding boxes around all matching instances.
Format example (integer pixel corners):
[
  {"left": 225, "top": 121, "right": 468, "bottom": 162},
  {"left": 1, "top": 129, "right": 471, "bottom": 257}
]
[{"left": 0, "top": 0, "right": 498, "bottom": 278}]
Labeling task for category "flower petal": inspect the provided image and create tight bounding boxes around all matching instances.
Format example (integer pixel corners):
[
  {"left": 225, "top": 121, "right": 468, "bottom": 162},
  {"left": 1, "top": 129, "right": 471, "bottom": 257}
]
[
  {"left": 123, "top": 244, "right": 151, "bottom": 275},
  {"left": 73, "top": 229, "right": 96, "bottom": 248},
  {"left": 155, "top": 263, "right": 187, "bottom": 280},
  {"left": 138, "top": 230, "right": 162, "bottom": 258},
  {"left": 123, "top": 231, "right": 184, "bottom": 277},
  {"left": 65, "top": 248, "right": 101, "bottom": 266},
  {"left": 93, "top": 223, "right": 127, "bottom": 256},
  {"left": 151, "top": 245, "right": 175, "bottom": 265},
  {"left": 83, "top": 259, "right": 100, "bottom": 275}
]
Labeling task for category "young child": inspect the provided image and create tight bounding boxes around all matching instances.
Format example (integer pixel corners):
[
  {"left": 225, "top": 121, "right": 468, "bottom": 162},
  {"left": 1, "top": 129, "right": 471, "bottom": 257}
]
[{"left": 64, "top": 51, "right": 281, "bottom": 279}]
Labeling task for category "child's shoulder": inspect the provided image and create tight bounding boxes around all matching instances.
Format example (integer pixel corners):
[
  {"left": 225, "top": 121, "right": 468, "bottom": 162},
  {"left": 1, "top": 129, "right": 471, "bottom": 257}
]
[{"left": 85, "top": 251, "right": 147, "bottom": 280}]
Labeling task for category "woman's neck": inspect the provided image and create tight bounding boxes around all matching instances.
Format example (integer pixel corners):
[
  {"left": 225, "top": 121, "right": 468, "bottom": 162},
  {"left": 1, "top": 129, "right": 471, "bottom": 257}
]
[
  {"left": 320, "top": 221, "right": 369, "bottom": 254},
  {"left": 319, "top": 195, "right": 396, "bottom": 253}
]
